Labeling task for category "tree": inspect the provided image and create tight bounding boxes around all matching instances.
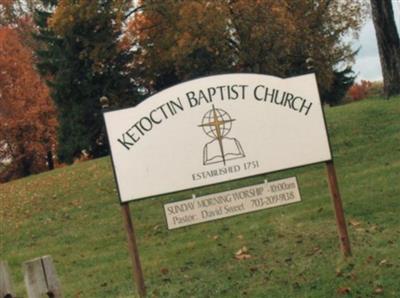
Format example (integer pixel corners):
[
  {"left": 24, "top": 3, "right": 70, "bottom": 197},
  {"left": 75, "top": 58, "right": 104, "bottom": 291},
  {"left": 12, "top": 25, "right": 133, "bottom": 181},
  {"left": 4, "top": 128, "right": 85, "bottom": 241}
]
[
  {"left": 0, "top": 0, "right": 32, "bottom": 25},
  {"left": 0, "top": 26, "right": 57, "bottom": 182},
  {"left": 321, "top": 67, "right": 356, "bottom": 106},
  {"left": 34, "top": 0, "right": 139, "bottom": 163},
  {"left": 0, "top": 0, "right": 38, "bottom": 34},
  {"left": 126, "top": 0, "right": 367, "bottom": 103},
  {"left": 125, "top": 0, "right": 234, "bottom": 91},
  {"left": 370, "top": 0, "right": 400, "bottom": 98}
]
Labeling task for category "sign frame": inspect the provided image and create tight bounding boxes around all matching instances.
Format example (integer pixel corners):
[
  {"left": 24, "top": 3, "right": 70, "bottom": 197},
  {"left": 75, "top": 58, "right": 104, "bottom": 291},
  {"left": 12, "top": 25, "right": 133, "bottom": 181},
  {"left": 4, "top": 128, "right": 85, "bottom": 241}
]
[
  {"left": 102, "top": 73, "right": 351, "bottom": 298},
  {"left": 103, "top": 73, "right": 334, "bottom": 204}
]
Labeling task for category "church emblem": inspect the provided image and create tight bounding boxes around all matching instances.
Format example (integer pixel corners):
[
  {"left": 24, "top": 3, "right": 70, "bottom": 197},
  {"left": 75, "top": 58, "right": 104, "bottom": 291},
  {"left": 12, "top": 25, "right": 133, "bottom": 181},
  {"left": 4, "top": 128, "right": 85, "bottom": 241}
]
[{"left": 198, "top": 105, "right": 245, "bottom": 165}]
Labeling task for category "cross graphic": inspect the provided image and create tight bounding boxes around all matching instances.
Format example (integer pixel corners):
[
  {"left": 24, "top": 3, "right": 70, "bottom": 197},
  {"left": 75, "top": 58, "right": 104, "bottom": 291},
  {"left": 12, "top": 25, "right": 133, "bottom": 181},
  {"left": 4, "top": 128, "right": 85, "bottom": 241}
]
[{"left": 198, "top": 105, "right": 235, "bottom": 165}]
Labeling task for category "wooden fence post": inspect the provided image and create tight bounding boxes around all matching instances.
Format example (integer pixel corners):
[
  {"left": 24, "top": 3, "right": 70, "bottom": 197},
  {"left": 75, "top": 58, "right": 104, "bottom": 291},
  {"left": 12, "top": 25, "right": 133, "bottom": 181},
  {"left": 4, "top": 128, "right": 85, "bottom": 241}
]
[
  {"left": 0, "top": 261, "right": 15, "bottom": 298},
  {"left": 23, "top": 256, "right": 63, "bottom": 298},
  {"left": 325, "top": 160, "right": 352, "bottom": 257}
]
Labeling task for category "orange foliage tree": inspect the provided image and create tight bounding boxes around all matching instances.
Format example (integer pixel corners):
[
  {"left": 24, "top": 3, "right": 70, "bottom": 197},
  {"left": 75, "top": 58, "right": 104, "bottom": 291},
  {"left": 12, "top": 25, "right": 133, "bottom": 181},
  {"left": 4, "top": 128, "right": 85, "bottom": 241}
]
[
  {"left": 0, "top": 26, "right": 57, "bottom": 182},
  {"left": 347, "top": 80, "right": 372, "bottom": 101},
  {"left": 0, "top": 0, "right": 37, "bottom": 34},
  {"left": 126, "top": 0, "right": 367, "bottom": 99}
]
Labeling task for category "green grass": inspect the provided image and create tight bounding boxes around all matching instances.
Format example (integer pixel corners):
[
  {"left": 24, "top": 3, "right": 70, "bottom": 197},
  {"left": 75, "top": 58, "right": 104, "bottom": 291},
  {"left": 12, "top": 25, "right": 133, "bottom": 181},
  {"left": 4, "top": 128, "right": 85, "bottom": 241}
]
[{"left": 1, "top": 97, "right": 400, "bottom": 297}]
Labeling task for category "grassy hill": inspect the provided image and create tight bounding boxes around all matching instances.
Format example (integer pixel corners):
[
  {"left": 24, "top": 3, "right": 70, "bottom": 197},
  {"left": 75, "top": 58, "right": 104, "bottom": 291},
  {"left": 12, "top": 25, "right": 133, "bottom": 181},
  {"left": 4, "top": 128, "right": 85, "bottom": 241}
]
[{"left": 1, "top": 97, "right": 399, "bottom": 297}]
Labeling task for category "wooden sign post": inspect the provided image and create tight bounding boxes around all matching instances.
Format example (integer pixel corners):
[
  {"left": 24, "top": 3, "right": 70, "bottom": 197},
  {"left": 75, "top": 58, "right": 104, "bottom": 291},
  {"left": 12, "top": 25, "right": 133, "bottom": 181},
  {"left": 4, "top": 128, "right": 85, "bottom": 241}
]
[
  {"left": 325, "top": 161, "right": 352, "bottom": 256},
  {"left": 101, "top": 97, "right": 146, "bottom": 297},
  {"left": 120, "top": 204, "right": 146, "bottom": 297}
]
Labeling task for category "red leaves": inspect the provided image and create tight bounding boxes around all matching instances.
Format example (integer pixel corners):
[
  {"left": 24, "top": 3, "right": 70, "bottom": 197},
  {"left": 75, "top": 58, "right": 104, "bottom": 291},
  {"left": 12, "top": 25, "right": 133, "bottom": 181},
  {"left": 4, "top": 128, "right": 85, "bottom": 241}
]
[
  {"left": 337, "top": 287, "right": 351, "bottom": 295},
  {"left": 160, "top": 267, "right": 169, "bottom": 275},
  {"left": 347, "top": 80, "right": 372, "bottom": 101},
  {"left": 0, "top": 27, "right": 57, "bottom": 182}
]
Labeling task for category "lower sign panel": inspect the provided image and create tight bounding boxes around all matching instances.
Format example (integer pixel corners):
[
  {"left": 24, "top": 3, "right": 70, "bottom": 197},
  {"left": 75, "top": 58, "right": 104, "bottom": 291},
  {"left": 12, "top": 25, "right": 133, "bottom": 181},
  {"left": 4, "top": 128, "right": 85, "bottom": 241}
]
[{"left": 164, "top": 177, "right": 301, "bottom": 229}]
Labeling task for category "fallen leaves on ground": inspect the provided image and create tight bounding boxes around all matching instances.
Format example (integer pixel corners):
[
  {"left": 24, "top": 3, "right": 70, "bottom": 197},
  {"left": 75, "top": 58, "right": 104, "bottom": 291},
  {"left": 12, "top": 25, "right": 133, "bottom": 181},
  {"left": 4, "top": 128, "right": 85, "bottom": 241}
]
[
  {"left": 378, "top": 259, "right": 392, "bottom": 267},
  {"left": 373, "top": 286, "right": 384, "bottom": 295},
  {"left": 305, "top": 246, "right": 321, "bottom": 256},
  {"left": 337, "top": 287, "right": 351, "bottom": 295},
  {"left": 235, "top": 246, "right": 251, "bottom": 260},
  {"left": 160, "top": 268, "right": 169, "bottom": 275},
  {"left": 349, "top": 219, "right": 362, "bottom": 227}
]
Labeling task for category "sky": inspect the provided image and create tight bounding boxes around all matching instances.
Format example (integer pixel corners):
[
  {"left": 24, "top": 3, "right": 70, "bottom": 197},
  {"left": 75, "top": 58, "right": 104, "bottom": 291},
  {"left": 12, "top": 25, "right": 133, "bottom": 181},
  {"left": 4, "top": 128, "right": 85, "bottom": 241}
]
[{"left": 352, "top": 1, "right": 400, "bottom": 82}]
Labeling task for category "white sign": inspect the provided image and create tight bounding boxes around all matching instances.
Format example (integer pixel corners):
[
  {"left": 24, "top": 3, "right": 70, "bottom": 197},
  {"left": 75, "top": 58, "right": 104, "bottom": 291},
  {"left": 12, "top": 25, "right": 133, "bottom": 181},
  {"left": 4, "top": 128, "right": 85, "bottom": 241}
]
[
  {"left": 164, "top": 177, "right": 301, "bottom": 229},
  {"left": 104, "top": 73, "right": 331, "bottom": 203}
]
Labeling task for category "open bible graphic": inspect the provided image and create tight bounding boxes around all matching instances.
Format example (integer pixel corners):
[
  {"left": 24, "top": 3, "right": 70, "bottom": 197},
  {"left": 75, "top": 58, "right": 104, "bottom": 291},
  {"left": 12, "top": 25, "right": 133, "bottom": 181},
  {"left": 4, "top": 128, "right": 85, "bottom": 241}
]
[{"left": 199, "top": 105, "right": 245, "bottom": 165}]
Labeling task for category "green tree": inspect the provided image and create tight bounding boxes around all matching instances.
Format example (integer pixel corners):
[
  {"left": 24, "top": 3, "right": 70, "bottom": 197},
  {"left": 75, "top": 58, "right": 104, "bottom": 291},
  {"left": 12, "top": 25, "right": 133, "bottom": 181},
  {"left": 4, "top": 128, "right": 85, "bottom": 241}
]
[
  {"left": 34, "top": 0, "right": 138, "bottom": 163},
  {"left": 321, "top": 67, "right": 356, "bottom": 106}
]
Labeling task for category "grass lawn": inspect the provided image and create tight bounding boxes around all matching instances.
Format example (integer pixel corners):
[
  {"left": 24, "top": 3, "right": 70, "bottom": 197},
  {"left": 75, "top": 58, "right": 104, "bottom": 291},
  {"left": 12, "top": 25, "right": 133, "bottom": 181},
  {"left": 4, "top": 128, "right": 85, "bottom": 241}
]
[{"left": 1, "top": 97, "right": 399, "bottom": 297}]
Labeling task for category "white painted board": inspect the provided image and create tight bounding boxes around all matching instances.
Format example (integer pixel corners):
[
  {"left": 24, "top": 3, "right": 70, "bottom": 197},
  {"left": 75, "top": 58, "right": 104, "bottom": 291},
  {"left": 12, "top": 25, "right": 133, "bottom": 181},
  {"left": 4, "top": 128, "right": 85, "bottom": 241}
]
[
  {"left": 164, "top": 177, "right": 301, "bottom": 229},
  {"left": 104, "top": 73, "right": 331, "bottom": 203}
]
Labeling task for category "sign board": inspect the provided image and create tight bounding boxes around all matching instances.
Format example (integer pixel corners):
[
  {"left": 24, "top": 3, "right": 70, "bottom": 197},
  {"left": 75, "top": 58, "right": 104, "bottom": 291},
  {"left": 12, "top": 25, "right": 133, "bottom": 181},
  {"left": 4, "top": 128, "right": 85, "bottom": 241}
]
[
  {"left": 164, "top": 177, "right": 301, "bottom": 229},
  {"left": 104, "top": 73, "right": 332, "bottom": 203}
]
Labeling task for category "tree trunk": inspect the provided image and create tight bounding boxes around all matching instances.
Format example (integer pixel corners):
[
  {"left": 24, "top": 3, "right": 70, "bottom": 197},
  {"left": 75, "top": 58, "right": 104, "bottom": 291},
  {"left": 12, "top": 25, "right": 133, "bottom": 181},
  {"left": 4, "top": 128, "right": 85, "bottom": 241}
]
[
  {"left": 47, "top": 150, "right": 54, "bottom": 170},
  {"left": 370, "top": 0, "right": 400, "bottom": 98}
]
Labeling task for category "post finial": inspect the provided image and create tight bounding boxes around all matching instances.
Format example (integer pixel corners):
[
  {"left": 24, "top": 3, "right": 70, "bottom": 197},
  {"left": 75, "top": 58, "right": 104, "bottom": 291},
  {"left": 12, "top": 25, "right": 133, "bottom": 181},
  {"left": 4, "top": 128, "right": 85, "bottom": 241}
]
[{"left": 100, "top": 96, "right": 109, "bottom": 109}]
